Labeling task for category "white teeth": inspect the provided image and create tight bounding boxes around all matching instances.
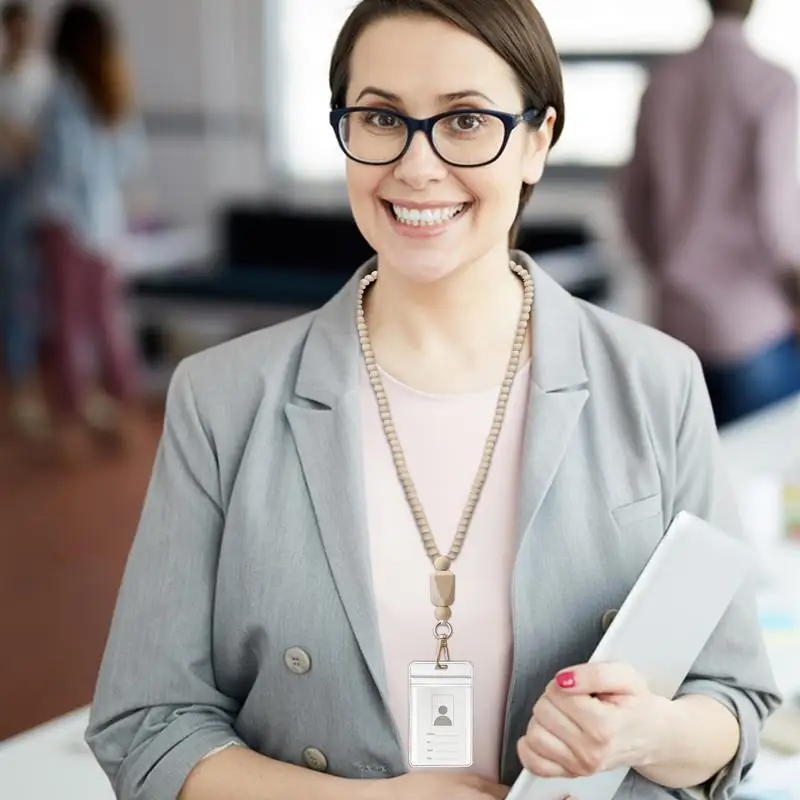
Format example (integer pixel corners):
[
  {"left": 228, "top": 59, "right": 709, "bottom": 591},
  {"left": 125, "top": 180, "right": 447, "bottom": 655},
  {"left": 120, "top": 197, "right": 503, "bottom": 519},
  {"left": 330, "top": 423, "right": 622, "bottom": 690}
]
[{"left": 391, "top": 203, "right": 465, "bottom": 226}]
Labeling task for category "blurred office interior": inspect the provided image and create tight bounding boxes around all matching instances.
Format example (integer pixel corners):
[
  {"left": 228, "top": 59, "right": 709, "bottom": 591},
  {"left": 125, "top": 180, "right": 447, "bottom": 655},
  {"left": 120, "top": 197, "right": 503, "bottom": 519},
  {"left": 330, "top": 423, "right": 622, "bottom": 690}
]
[{"left": 1, "top": 1, "right": 800, "bottom": 797}]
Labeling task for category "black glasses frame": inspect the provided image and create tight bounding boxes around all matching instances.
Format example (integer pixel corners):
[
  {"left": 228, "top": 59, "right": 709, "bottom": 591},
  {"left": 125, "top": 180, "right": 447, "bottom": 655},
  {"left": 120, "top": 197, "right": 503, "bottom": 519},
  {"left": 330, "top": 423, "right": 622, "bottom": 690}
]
[{"left": 329, "top": 106, "right": 546, "bottom": 168}]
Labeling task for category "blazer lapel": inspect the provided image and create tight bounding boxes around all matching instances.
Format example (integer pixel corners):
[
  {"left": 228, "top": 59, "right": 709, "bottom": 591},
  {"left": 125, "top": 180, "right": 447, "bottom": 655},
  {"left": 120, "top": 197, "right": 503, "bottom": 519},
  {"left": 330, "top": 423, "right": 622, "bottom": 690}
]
[
  {"left": 516, "top": 385, "right": 588, "bottom": 545},
  {"left": 284, "top": 259, "right": 404, "bottom": 753},
  {"left": 285, "top": 398, "right": 387, "bottom": 685},
  {"left": 513, "top": 253, "right": 591, "bottom": 550}
]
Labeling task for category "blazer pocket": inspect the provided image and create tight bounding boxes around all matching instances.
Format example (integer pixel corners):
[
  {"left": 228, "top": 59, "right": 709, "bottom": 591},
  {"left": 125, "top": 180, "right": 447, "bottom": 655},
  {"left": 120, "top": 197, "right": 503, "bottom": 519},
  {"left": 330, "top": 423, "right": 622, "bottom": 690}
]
[{"left": 611, "top": 493, "right": 662, "bottom": 527}]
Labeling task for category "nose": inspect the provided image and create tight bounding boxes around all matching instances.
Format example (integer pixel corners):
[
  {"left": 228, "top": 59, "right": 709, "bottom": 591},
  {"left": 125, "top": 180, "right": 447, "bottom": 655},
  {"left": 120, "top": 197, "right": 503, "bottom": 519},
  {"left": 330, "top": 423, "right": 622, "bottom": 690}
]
[{"left": 393, "top": 130, "right": 448, "bottom": 189}]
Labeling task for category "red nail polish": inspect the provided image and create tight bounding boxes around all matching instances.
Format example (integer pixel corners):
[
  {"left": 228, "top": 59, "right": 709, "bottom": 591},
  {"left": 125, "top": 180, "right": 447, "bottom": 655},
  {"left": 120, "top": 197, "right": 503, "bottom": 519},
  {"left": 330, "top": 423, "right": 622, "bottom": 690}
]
[{"left": 556, "top": 671, "right": 576, "bottom": 689}]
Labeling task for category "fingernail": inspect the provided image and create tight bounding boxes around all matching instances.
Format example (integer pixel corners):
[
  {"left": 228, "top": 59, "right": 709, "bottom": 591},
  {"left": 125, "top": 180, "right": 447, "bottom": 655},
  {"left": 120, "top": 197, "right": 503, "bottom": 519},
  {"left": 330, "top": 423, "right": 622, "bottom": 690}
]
[{"left": 556, "top": 671, "right": 576, "bottom": 689}]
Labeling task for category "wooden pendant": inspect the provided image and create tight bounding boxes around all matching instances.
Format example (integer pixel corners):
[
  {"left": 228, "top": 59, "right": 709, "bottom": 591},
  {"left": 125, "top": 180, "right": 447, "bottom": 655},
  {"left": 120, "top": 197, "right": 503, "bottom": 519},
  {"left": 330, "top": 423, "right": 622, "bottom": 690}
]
[{"left": 430, "top": 570, "right": 455, "bottom": 607}]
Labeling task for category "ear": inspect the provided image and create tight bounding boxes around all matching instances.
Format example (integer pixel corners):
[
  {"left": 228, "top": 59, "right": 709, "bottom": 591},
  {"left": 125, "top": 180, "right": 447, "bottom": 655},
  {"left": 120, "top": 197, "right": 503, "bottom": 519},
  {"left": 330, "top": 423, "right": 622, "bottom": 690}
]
[{"left": 521, "top": 106, "right": 557, "bottom": 185}]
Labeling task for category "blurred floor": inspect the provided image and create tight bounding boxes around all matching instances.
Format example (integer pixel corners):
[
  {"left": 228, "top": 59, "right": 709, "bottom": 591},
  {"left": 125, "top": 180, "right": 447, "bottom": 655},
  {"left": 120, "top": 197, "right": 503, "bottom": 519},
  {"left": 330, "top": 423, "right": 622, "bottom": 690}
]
[{"left": 0, "top": 388, "right": 163, "bottom": 741}]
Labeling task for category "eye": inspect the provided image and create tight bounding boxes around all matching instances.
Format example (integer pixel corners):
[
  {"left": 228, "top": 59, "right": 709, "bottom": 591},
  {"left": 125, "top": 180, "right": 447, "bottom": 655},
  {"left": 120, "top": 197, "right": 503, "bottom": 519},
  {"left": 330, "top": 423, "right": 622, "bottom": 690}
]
[
  {"left": 364, "top": 111, "right": 401, "bottom": 129},
  {"left": 449, "top": 113, "right": 487, "bottom": 133}
]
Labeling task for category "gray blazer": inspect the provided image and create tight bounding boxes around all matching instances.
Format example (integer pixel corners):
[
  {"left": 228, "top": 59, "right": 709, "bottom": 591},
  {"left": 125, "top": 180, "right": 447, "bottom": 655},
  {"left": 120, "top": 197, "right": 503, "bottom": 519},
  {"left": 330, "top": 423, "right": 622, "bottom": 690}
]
[{"left": 86, "top": 251, "right": 781, "bottom": 800}]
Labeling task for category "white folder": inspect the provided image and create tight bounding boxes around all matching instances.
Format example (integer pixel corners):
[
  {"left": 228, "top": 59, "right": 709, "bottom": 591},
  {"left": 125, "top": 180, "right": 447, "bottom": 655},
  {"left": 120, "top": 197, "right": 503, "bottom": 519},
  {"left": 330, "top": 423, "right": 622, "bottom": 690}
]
[{"left": 507, "top": 510, "right": 753, "bottom": 800}]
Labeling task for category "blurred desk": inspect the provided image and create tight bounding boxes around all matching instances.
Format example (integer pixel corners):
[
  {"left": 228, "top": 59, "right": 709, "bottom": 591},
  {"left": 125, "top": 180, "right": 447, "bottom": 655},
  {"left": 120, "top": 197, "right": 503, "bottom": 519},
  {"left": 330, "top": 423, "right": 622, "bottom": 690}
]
[
  {"left": 718, "top": 395, "right": 800, "bottom": 479},
  {"left": 0, "top": 707, "right": 111, "bottom": 799},
  {"left": 719, "top": 396, "right": 800, "bottom": 699},
  {"left": 116, "top": 225, "right": 211, "bottom": 278},
  {"left": 718, "top": 394, "right": 800, "bottom": 793}
]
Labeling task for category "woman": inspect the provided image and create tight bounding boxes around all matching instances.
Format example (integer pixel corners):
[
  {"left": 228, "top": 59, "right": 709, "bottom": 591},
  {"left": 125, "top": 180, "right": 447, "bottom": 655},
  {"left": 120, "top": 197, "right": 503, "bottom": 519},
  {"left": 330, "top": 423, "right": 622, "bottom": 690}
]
[
  {"left": 86, "top": 1, "right": 780, "bottom": 799},
  {"left": 33, "top": 1, "right": 144, "bottom": 450}
]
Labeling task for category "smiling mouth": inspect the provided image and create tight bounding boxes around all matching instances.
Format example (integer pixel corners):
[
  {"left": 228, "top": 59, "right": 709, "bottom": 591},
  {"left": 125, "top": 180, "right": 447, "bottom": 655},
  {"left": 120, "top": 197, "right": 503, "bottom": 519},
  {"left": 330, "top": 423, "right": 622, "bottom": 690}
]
[{"left": 383, "top": 201, "right": 471, "bottom": 227}]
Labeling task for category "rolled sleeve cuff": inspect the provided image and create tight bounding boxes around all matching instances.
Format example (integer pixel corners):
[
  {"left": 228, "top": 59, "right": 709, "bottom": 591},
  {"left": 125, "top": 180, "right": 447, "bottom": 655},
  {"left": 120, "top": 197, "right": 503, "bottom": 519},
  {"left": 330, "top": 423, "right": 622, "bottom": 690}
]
[
  {"left": 199, "top": 739, "right": 244, "bottom": 762},
  {"left": 114, "top": 719, "right": 248, "bottom": 800},
  {"left": 674, "top": 679, "right": 761, "bottom": 800}
]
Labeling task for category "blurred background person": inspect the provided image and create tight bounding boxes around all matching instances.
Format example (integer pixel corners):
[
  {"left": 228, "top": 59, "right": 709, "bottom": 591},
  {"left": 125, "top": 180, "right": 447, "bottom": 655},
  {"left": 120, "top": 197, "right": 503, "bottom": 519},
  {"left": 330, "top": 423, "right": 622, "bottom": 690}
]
[
  {"left": 33, "top": 0, "right": 146, "bottom": 455},
  {"left": 619, "top": 0, "right": 800, "bottom": 428},
  {"left": 0, "top": 1, "right": 51, "bottom": 438}
]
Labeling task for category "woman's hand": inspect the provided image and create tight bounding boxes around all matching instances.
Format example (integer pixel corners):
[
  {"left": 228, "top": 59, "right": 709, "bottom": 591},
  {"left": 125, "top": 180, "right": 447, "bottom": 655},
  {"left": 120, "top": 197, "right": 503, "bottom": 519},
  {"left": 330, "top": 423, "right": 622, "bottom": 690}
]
[
  {"left": 369, "top": 771, "right": 509, "bottom": 800},
  {"left": 517, "top": 662, "right": 671, "bottom": 780}
]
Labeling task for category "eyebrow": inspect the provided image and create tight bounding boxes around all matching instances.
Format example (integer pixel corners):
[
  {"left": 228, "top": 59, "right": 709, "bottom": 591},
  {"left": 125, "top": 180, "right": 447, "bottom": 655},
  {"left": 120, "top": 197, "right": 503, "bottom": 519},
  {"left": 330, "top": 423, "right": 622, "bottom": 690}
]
[{"left": 354, "top": 87, "right": 496, "bottom": 106}]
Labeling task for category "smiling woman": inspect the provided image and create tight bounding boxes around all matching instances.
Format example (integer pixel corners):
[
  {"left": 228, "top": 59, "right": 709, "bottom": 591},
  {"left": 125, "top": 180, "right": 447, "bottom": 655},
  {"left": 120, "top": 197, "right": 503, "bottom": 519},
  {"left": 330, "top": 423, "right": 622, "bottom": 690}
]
[{"left": 83, "top": 2, "right": 780, "bottom": 800}]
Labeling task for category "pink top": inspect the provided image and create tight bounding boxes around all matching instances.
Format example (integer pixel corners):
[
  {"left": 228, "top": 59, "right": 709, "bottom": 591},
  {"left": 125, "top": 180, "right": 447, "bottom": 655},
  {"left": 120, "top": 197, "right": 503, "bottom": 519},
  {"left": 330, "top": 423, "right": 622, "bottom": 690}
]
[
  {"left": 620, "top": 17, "right": 800, "bottom": 363},
  {"left": 361, "top": 360, "right": 531, "bottom": 782}
]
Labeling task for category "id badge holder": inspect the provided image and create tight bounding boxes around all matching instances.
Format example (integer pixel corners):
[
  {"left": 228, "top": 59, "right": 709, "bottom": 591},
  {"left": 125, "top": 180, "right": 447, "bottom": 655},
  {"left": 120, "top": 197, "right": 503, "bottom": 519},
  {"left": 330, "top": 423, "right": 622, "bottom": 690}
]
[{"left": 408, "top": 660, "right": 473, "bottom": 768}]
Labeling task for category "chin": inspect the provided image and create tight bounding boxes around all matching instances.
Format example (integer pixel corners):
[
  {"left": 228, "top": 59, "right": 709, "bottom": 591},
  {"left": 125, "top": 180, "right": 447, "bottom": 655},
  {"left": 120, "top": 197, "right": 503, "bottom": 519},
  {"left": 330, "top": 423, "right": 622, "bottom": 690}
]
[
  {"left": 367, "top": 201, "right": 475, "bottom": 284},
  {"left": 376, "top": 246, "right": 466, "bottom": 285}
]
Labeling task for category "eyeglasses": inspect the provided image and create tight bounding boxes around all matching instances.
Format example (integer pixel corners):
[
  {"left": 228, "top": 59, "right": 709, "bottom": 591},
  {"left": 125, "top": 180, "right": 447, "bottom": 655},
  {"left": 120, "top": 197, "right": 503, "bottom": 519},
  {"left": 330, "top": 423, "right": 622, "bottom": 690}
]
[{"left": 329, "top": 106, "right": 546, "bottom": 168}]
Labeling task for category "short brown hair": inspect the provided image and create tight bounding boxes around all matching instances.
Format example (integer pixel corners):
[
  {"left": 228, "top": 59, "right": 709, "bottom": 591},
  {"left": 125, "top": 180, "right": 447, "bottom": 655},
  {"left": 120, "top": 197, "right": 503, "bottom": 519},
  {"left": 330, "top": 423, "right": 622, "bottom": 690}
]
[
  {"left": 707, "top": 0, "right": 754, "bottom": 16},
  {"left": 328, "top": 0, "right": 565, "bottom": 246},
  {"left": 50, "top": 1, "right": 133, "bottom": 126},
  {"left": 1, "top": 2, "right": 28, "bottom": 28}
]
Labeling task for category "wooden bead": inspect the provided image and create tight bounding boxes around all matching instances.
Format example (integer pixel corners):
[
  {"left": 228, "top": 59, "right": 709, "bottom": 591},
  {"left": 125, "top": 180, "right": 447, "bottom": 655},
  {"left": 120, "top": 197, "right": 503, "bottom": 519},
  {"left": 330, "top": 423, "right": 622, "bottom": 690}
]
[
  {"left": 430, "top": 571, "right": 455, "bottom": 607},
  {"left": 433, "top": 556, "right": 451, "bottom": 571},
  {"left": 435, "top": 606, "right": 452, "bottom": 621}
]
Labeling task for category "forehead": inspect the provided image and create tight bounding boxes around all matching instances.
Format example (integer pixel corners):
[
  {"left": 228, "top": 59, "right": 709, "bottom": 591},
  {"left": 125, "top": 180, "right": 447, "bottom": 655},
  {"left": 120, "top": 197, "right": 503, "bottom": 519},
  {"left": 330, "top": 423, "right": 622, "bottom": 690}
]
[{"left": 347, "top": 15, "right": 522, "bottom": 108}]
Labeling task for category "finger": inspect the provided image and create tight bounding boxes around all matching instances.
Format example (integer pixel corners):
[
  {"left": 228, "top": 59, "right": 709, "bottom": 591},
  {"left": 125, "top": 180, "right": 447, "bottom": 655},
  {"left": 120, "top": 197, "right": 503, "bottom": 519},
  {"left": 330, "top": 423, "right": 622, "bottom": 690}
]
[
  {"left": 521, "top": 719, "right": 585, "bottom": 777},
  {"left": 517, "top": 735, "right": 575, "bottom": 778},
  {"left": 534, "top": 693, "right": 585, "bottom": 745},
  {"left": 546, "top": 683, "right": 634, "bottom": 761},
  {"left": 546, "top": 679, "right": 602, "bottom": 729},
  {"left": 545, "top": 682, "right": 616, "bottom": 748},
  {"left": 553, "top": 662, "right": 648, "bottom": 696}
]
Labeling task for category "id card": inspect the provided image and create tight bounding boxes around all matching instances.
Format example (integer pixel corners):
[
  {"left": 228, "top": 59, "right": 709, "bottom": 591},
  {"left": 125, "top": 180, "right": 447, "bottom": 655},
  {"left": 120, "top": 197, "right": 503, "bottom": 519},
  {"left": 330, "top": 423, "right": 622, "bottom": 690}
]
[{"left": 408, "top": 660, "right": 473, "bottom": 768}]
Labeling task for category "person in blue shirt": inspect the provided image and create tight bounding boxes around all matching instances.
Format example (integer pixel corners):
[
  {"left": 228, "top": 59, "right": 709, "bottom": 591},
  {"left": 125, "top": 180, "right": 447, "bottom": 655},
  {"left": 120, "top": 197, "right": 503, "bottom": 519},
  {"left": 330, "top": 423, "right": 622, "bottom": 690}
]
[
  {"left": 0, "top": 1, "right": 52, "bottom": 438},
  {"left": 32, "top": 0, "right": 146, "bottom": 454}
]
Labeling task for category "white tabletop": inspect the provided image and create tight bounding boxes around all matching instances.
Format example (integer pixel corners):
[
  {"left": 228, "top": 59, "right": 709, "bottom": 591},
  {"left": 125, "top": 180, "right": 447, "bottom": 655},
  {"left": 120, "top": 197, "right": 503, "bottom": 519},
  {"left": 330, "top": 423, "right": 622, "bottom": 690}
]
[
  {"left": 0, "top": 707, "right": 112, "bottom": 799},
  {"left": 718, "top": 395, "right": 800, "bottom": 470},
  {"left": 718, "top": 396, "right": 800, "bottom": 699}
]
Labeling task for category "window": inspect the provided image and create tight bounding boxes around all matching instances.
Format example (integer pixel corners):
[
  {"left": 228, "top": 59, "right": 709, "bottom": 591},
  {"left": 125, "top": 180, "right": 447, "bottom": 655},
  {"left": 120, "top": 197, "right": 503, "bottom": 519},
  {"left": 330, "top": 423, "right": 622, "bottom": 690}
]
[
  {"left": 534, "top": 0, "right": 707, "bottom": 54},
  {"left": 749, "top": 0, "right": 800, "bottom": 80},
  {"left": 273, "top": 0, "right": 354, "bottom": 181},
  {"left": 550, "top": 62, "right": 649, "bottom": 167}
]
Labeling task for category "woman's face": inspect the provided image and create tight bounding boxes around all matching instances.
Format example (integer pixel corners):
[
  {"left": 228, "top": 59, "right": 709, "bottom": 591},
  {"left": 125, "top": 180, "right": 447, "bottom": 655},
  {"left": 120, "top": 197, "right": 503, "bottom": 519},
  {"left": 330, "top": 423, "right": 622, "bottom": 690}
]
[{"left": 343, "top": 14, "right": 555, "bottom": 285}]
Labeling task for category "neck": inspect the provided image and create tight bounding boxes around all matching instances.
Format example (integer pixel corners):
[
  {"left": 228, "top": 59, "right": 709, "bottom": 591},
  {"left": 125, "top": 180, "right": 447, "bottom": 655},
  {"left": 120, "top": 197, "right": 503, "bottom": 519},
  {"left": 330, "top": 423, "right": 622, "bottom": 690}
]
[{"left": 363, "top": 247, "right": 532, "bottom": 393}]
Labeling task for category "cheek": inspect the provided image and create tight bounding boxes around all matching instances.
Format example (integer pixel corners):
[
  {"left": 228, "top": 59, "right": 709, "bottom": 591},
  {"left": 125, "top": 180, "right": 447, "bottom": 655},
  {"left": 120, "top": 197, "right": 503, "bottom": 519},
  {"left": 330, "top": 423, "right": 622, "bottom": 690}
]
[
  {"left": 346, "top": 163, "right": 391, "bottom": 243},
  {"left": 468, "top": 164, "right": 524, "bottom": 224},
  {"left": 346, "top": 163, "right": 390, "bottom": 207}
]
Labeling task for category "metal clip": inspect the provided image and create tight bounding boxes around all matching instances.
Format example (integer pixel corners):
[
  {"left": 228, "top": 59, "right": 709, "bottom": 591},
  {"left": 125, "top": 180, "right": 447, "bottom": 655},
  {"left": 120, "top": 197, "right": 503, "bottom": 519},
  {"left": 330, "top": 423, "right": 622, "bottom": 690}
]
[{"left": 433, "top": 621, "right": 453, "bottom": 670}]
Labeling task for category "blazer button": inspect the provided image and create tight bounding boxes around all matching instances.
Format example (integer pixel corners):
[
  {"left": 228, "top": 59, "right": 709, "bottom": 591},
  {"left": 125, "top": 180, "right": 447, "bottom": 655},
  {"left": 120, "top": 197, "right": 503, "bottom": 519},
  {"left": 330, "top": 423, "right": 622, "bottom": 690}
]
[
  {"left": 284, "top": 646, "right": 312, "bottom": 675},
  {"left": 302, "top": 746, "right": 328, "bottom": 772},
  {"left": 601, "top": 609, "right": 618, "bottom": 632}
]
